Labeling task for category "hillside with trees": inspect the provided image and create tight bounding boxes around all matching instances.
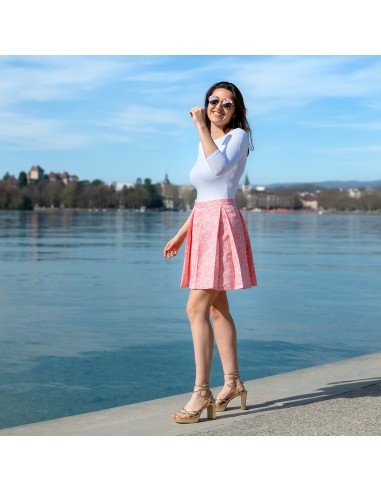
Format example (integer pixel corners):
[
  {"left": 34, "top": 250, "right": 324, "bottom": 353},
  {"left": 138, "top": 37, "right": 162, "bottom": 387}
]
[
  {"left": 0, "top": 169, "right": 196, "bottom": 211},
  {"left": 1, "top": 168, "right": 381, "bottom": 212}
]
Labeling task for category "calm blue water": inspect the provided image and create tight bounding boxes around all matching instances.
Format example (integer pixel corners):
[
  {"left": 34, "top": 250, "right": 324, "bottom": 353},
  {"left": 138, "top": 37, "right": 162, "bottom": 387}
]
[{"left": 1, "top": 210, "right": 380, "bottom": 429}]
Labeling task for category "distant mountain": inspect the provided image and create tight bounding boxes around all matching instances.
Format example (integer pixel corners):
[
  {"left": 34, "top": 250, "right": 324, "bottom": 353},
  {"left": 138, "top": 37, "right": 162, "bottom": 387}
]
[{"left": 261, "top": 180, "right": 381, "bottom": 190}]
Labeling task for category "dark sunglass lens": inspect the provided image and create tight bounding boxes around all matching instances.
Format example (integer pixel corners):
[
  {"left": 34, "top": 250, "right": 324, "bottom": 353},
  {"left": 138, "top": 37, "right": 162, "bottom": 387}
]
[
  {"left": 222, "top": 102, "right": 232, "bottom": 109},
  {"left": 208, "top": 97, "right": 219, "bottom": 105}
]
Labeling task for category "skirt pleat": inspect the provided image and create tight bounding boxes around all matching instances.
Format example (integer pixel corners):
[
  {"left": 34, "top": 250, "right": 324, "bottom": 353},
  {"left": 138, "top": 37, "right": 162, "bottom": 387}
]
[{"left": 180, "top": 199, "right": 257, "bottom": 291}]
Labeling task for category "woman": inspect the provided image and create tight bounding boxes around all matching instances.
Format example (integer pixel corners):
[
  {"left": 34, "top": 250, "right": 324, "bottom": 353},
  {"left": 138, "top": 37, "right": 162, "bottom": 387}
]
[{"left": 163, "top": 81, "right": 257, "bottom": 424}]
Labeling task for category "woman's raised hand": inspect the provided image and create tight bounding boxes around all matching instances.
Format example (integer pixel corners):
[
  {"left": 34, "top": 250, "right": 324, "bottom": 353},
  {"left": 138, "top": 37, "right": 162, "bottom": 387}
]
[{"left": 189, "top": 106, "right": 205, "bottom": 128}]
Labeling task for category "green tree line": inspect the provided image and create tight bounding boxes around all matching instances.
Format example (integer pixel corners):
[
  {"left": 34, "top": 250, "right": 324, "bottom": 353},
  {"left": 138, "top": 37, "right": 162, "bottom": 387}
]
[
  {"left": 1, "top": 171, "right": 381, "bottom": 211},
  {"left": 317, "top": 188, "right": 381, "bottom": 211},
  {"left": 0, "top": 172, "right": 174, "bottom": 210}
]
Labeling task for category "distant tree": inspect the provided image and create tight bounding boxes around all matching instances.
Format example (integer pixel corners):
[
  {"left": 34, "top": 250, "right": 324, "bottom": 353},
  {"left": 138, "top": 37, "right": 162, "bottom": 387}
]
[
  {"left": 47, "top": 181, "right": 65, "bottom": 208},
  {"left": 21, "top": 195, "right": 33, "bottom": 210},
  {"left": 119, "top": 185, "right": 149, "bottom": 209},
  {"left": 18, "top": 171, "right": 28, "bottom": 188},
  {"left": 142, "top": 178, "right": 163, "bottom": 209},
  {"left": 0, "top": 180, "right": 13, "bottom": 208},
  {"left": 188, "top": 188, "right": 197, "bottom": 208},
  {"left": 61, "top": 182, "right": 78, "bottom": 208},
  {"left": 2, "top": 177, "right": 27, "bottom": 208},
  {"left": 235, "top": 190, "right": 247, "bottom": 209},
  {"left": 357, "top": 190, "right": 381, "bottom": 211},
  {"left": 318, "top": 189, "right": 342, "bottom": 210},
  {"left": 293, "top": 194, "right": 303, "bottom": 209},
  {"left": 87, "top": 182, "right": 117, "bottom": 209}
]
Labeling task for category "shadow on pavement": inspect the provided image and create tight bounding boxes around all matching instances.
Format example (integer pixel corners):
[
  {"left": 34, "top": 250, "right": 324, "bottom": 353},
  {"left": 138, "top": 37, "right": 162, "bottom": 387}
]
[{"left": 211, "top": 377, "right": 381, "bottom": 421}]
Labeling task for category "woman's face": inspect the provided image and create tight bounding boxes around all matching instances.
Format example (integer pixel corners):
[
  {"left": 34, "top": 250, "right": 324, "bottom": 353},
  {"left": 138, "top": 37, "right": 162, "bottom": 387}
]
[{"left": 206, "top": 88, "right": 235, "bottom": 128}]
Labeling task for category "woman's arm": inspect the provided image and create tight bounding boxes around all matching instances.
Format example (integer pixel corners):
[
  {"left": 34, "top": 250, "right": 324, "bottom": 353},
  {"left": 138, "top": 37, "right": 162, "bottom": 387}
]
[
  {"left": 163, "top": 213, "right": 192, "bottom": 259},
  {"left": 206, "top": 130, "right": 248, "bottom": 176},
  {"left": 190, "top": 106, "right": 218, "bottom": 157},
  {"left": 190, "top": 106, "right": 248, "bottom": 176}
]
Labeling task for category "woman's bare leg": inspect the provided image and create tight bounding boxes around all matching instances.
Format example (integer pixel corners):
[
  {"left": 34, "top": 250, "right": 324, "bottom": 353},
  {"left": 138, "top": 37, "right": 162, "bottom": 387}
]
[
  {"left": 210, "top": 291, "right": 244, "bottom": 400},
  {"left": 172, "top": 288, "right": 219, "bottom": 418}
]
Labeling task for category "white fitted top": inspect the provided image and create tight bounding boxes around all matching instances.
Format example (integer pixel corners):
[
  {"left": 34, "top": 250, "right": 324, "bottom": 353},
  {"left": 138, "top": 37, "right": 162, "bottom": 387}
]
[{"left": 189, "top": 128, "right": 249, "bottom": 202}]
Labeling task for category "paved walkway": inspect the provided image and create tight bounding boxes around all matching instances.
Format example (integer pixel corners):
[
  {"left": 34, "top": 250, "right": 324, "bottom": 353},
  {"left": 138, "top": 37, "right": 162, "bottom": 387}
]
[
  {"left": 1, "top": 351, "right": 380, "bottom": 436},
  {"left": 190, "top": 380, "right": 381, "bottom": 436}
]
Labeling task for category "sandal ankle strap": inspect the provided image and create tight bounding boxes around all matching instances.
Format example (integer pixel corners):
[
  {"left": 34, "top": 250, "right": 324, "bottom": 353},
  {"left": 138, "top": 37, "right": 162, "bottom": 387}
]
[
  {"left": 224, "top": 373, "right": 240, "bottom": 382},
  {"left": 223, "top": 373, "right": 244, "bottom": 390},
  {"left": 193, "top": 383, "right": 210, "bottom": 391},
  {"left": 193, "top": 383, "right": 213, "bottom": 403}
]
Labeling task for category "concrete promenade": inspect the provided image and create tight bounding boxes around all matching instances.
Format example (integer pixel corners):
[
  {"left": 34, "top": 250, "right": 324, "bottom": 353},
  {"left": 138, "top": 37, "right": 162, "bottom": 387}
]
[{"left": 1, "top": 351, "right": 380, "bottom": 436}]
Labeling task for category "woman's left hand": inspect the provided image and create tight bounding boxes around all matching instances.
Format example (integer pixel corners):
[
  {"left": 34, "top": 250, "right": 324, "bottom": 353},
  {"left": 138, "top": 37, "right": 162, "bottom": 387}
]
[{"left": 163, "top": 235, "right": 184, "bottom": 259}]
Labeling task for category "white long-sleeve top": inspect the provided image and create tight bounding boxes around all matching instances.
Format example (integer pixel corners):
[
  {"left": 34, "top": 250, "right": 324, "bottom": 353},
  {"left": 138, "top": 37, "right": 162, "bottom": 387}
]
[{"left": 189, "top": 128, "right": 249, "bottom": 202}]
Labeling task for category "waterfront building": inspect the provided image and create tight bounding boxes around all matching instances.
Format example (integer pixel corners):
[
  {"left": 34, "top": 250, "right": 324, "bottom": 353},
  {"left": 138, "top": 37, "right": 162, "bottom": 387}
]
[
  {"left": 299, "top": 193, "right": 319, "bottom": 210},
  {"left": 28, "top": 165, "right": 45, "bottom": 182},
  {"left": 242, "top": 173, "right": 251, "bottom": 193}
]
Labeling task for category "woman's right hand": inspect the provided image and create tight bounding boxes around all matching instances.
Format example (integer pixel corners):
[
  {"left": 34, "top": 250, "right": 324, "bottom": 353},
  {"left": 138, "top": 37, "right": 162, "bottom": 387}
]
[
  {"left": 189, "top": 106, "right": 205, "bottom": 128},
  {"left": 163, "top": 235, "right": 185, "bottom": 259}
]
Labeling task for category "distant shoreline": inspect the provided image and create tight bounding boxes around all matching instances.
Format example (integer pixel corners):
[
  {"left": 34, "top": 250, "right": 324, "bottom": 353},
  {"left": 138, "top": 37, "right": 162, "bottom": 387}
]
[{"left": 1, "top": 207, "right": 381, "bottom": 215}]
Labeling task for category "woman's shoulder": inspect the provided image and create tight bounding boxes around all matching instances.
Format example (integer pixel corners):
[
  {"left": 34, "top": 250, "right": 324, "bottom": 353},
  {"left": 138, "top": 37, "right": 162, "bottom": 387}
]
[
  {"left": 226, "top": 127, "right": 247, "bottom": 139},
  {"left": 224, "top": 128, "right": 248, "bottom": 147}
]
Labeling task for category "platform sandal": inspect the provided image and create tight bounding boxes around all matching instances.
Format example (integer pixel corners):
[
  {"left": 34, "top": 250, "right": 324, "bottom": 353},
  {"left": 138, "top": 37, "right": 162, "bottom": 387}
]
[
  {"left": 215, "top": 373, "right": 247, "bottom": 412},
  {"left": 172, "top": 383, "right": 216, "bottom": 424}
]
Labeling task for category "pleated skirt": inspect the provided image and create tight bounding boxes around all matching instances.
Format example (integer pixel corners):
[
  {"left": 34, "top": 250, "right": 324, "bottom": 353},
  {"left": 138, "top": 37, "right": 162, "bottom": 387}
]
[{"left": 180, "top": 199, "right": 257, "bottom": 291}]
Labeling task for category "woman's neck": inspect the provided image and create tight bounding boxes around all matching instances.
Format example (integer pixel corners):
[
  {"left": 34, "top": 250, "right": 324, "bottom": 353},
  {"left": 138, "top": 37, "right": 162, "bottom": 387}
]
[{"left": 210, "top": 124, "right": 231, "bottom": 140}]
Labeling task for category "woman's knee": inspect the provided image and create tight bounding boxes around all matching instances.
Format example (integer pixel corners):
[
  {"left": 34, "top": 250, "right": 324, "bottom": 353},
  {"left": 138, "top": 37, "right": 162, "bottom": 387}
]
[
  {"left": 186, "top": 293, "right": 213, "bottom": 321},
  {"left": 186, "top": 298, "right": 204, "bottom": 321},
  {"left": 210, "top": 293, "right": 230, "bottom": 322},
  {"left": 209, "top": 305, "right": 222, "bottom": 322}
]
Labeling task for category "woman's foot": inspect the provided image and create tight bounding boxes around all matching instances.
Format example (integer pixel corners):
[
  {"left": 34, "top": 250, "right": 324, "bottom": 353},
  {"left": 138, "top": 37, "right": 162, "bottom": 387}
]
[
  {"left": 172, "top": 383, "right": 216, "bottom": 423},
  {"left": 215, "top": 373, "right": 247, "bottom": 412}
]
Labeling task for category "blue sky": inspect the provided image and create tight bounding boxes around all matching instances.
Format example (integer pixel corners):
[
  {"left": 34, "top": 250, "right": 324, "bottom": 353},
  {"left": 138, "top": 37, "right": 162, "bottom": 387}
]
[{"left": 1, "top": 55, "right": 381, "bottom": 186}]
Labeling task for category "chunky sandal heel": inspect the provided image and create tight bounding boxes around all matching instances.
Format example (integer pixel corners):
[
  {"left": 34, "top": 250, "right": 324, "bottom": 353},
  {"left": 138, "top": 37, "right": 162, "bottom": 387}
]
[
  {"left": 172, "top": 383, "right": 216, "bottom": 424},
  {"left": 240, "top": 390, "right": 247, "bottom": 410},
  {"left": 207, "top": 401, "right": 216, "bottom": 420},
  {"left": 215, "top": 373, "right": 247, "bottom": 412}
]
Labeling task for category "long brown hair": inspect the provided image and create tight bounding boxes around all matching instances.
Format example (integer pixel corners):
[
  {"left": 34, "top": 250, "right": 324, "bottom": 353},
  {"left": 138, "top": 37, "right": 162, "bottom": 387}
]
[{"left": 204, "top": 81, "right": 254, "bottom": 151}]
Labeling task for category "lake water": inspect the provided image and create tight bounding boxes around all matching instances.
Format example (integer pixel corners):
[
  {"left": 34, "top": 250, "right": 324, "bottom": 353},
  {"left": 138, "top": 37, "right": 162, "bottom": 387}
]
[{"left": 1, "top": 210, "right": 380, "bottom": 429}]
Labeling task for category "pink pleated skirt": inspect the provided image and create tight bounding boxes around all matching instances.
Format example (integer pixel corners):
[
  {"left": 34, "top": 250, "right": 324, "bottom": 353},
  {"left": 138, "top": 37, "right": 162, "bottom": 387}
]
[{"left": 180, "top": 199, "right": 257, "bottom": 291}]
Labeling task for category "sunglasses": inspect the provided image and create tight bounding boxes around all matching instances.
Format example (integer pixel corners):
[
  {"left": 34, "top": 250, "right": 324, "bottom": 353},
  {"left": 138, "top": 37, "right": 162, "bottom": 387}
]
[{"left": 208, "top": 95, "right": 234, "bottom": 110}]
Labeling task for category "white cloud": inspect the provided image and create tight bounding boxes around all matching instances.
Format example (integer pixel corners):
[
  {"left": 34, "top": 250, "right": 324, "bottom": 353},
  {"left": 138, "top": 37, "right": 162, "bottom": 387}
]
[
  {"left": 0, "top": 56, "right": 138, "bottom": 108},
  {"left": 0, "top": 111, "right": 93, "bottom": 150},
  {"left": 2, "top": 55, "right": 381, "bottom": 110},
  {"left": 210, "top": 56, "right": 381, "bottom": 114},
  {"left": 96, "top": 104, "right": 188, "bottom": 134},
  {"left": 1, "top": 55, "right": 381, "bottom": 152}
]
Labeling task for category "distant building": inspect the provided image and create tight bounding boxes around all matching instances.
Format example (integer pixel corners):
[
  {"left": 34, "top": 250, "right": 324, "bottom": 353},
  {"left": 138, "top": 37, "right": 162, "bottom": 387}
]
[
  {"left": 28, "top": 165, "right": 45, "bottom": 182},
  {"left": 47, "top": 171, "right": 73, "bottom": 185},
  {"left": 247, "top": 189, "right": 270, "bottom": 209},
  {"left": 243, "top": 186, "right": 295, "bottom": 209},
  {"left": 242, "top": 174, "right": 251, "bottom": 193},
  {"left": 61, "top": 172, "right": 70, "bottom": 185},
  {"left": 178, "top": 184, "right": 196, "bottom": 209},
  {"left": 347, "top": 188, "right": 362, "bottom": 199},
  {"left": 241, "top": 179, "right": 291, "bottom": 209},
  {"left": 114, "top": 182, "right": 135, "bottom": 191},
  {"left": 160, "top": 173, "right": 177, "bottom": 209},
  {"left": 48, "top": 172, "right": 59, "bottom": 182},
  {"left": 299, "top": 193, "right": 319, "bottom": 210}
]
